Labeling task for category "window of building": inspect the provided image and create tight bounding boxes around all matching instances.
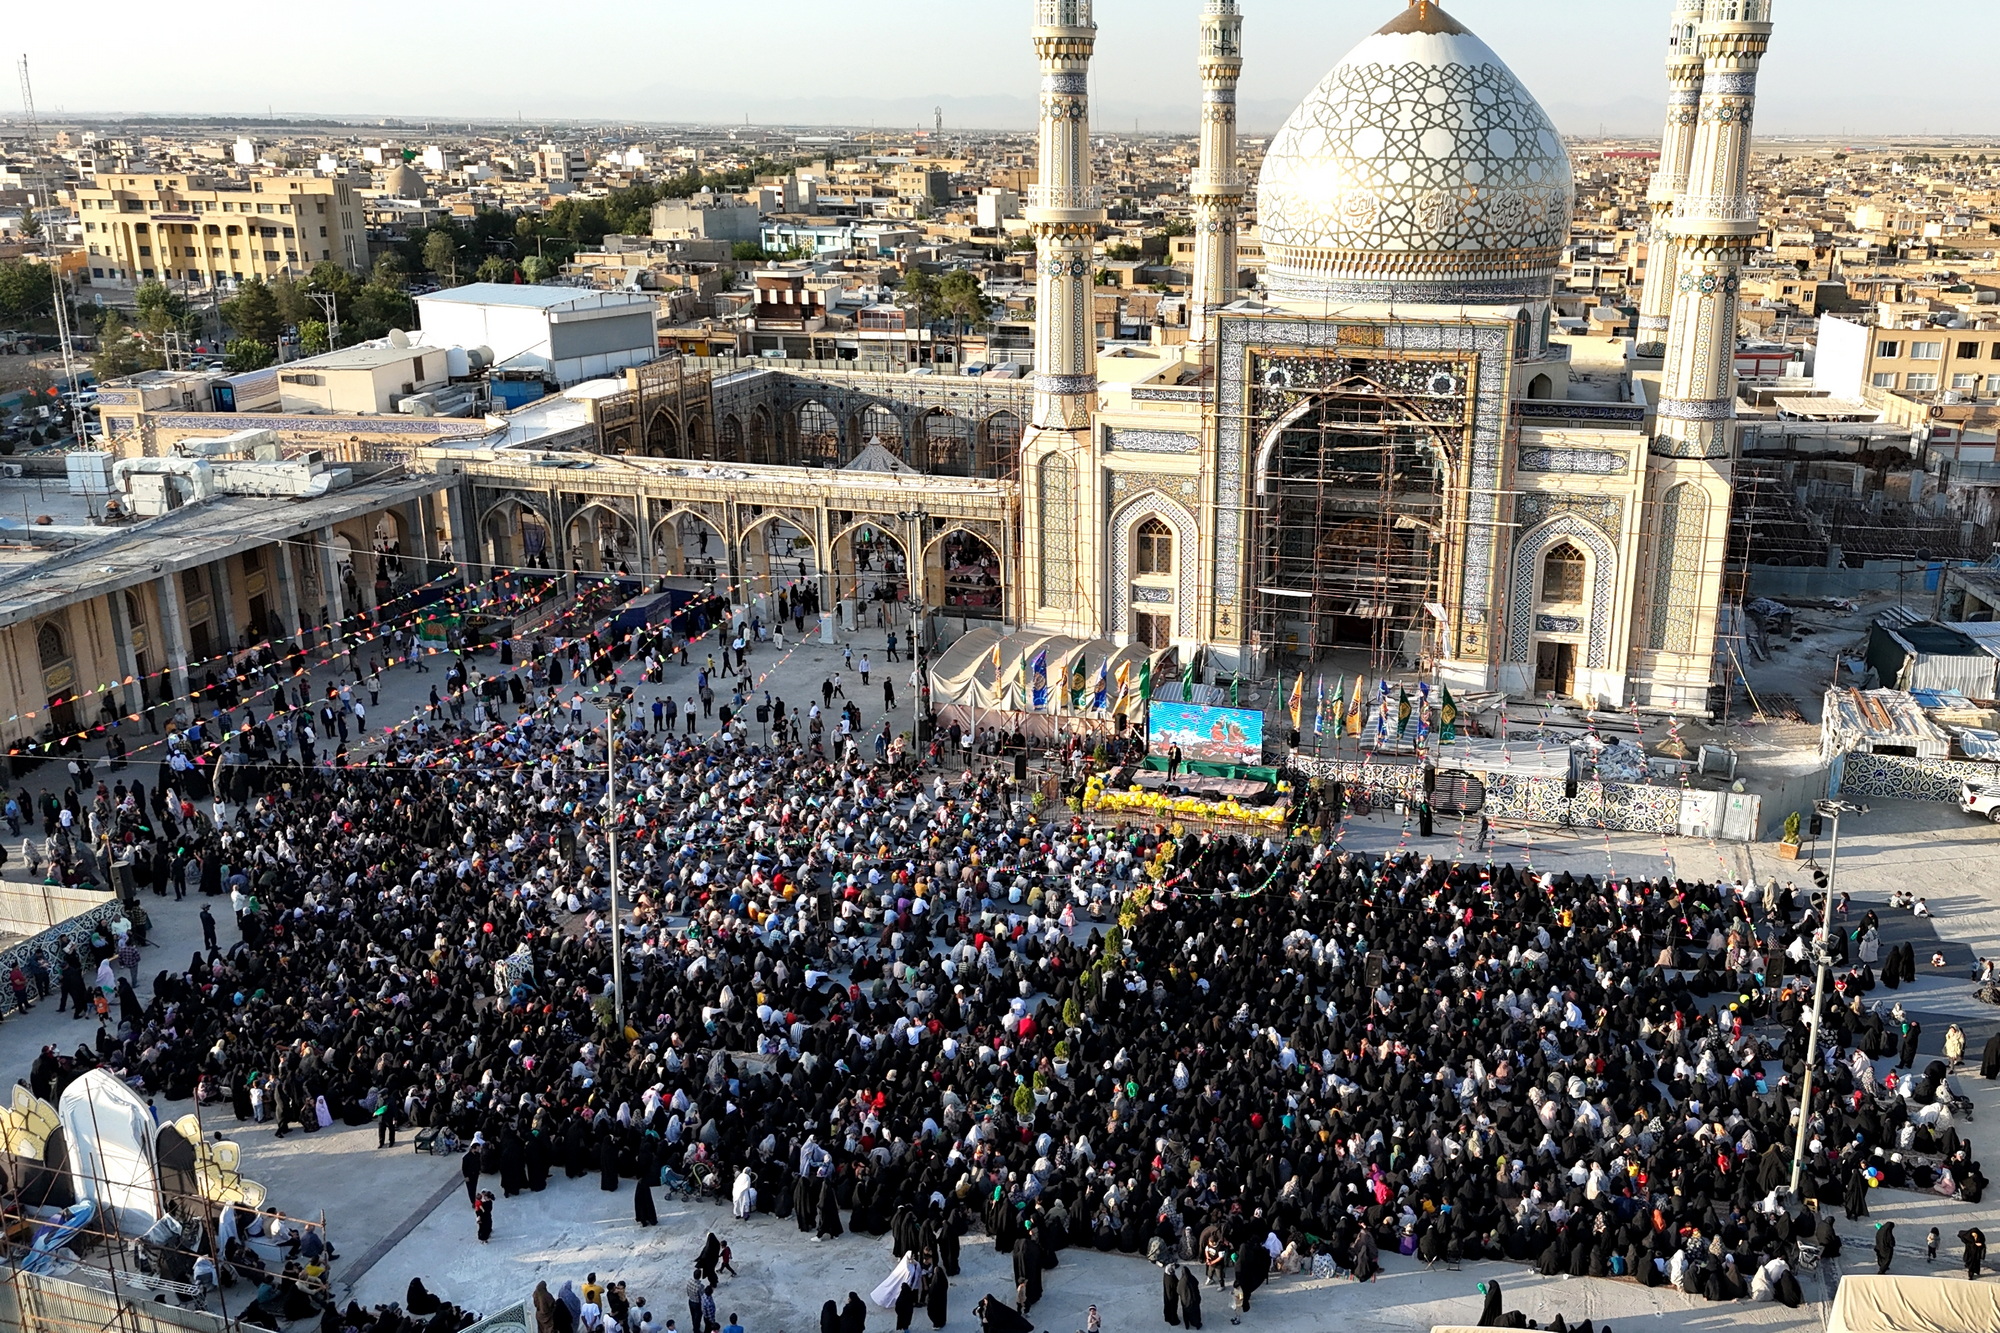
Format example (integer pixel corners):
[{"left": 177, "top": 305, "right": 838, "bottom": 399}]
[
  {"left": 1135, "top": 519, "right": 1173, "bottom": 576},
  {"left": 1876, "top": 340, "right": 1901, "bottom": 358},
  {"left": 1905, "top": 373, "right": 1938, "bottom": 392},
  {"left": 1542, "top": 543, "right": 1587, "bottom": 603},
  {"left": 1959, "top": 341, "right": 1982, "bottom": 359},
  {"left": 1910, "top": 341, "right": 1943, "bottom": 360},
  {"left": 1871, "top": 373, "right": 1898, "bottom": 389},
  {"left": 1986, "top": 376, "right": 2000, "bottom": 395},
  {"left": 36, "top": 622, "right": 67, "bottom": 670},
  {"left": 1953, "top": 374, "right": 1979, "bottom": 390}
]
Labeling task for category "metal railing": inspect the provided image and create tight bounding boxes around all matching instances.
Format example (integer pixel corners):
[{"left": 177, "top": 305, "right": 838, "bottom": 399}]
[
  {"left": 1703, "top": 0, "right": 1771, "bottom": 23},
  {"left": 1026, "top": 184, "right": 1101, "bottom": 212},
  {"left": 1035, "top": 0, "right": 1093, "bottom": 28},
  {"left": 1675, "top": 193, "right": 1762, "bottom": 223}
]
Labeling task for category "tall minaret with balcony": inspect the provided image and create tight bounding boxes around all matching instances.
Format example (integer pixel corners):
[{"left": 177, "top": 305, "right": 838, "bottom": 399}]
[
  {"left": 1189, "top": 0, "right": 1244, "bottom": 349},
  {"left": 1634, "top": 1, "right": 1707, "bottom": 359},
  {"left": 1638, "top": 0, "right": 1775, "bottom": 710},
  {"left": 1020, "top": 0, "right": 1106, "bottom": 634},
  {"left": 1026, "top": 0, "right": 1103, "bottom": 436}
]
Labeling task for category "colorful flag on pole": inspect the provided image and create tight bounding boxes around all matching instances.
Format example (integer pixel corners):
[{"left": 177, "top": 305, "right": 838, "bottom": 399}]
[
  {"left": 1068, "top": 654, "right": 1087, "bottom": 709},
  {"left": 1313, "top": 675, "right": 1328, "bottom": 736},
  {"left": 1180, "top": 655, "right": 1197, "bottom": 696},
  {"left": 1345, "top": 675, "right": 1364, "bottom": 736},
  {"left": 1138, "top": 657, "right": 1154, "bottom": 705},
  {"left": 1376, "top": 679, "right": 1390, "bottom": 742},
  {"left": 1396, "top": 686, "right": 1412, "bottom": 737},
  {"left": 1440, "top": 684, "right": 1458, "bottom": 742},
  {"left": 990, "top": 641, "right": 1003, "bottom": 678},
  {"left": 1417, "top": 681, "right": 1431, "bottom": 742},
  {"left": 1030, "top": 650, "right": 1049, "bottom": 711},
  {"left": 1230, "top": 674, "right": 1241, "bottom": 707},
  {"left": 1017, "top": 651, "right": 1033, "bottom": 711},
  {"left": 1289, "top": 672, "right": 1305, "bottom": 731}
]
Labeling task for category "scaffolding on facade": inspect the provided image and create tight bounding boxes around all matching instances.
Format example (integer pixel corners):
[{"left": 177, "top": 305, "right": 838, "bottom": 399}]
[{"left": 1251, "top": 376, "right": 1463, "bottom": 676}]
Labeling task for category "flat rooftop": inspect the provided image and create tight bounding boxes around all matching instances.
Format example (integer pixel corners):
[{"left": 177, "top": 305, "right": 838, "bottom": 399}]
[
  {"left": 0, "top": 471, "right": 441, "bottom": 630},
  {"left": 415, "top": 283, "right": 653, "bottom": 312}
]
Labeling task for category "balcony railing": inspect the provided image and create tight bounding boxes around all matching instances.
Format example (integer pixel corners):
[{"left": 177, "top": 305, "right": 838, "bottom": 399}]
[
  {"left": 1035, "top": 0, "right": 1093, "bottom": 28},
  {"left": 1703, "top": 0, "right": 1771, "bottom": 23},
  {"left": 1675, "top": 194, "right": 1762, "bottom": 224},
  {"left": 1190, "top": 168, "right": 1246, "bottom": 195},
  {"left": 1026, "top": 184, "right": 1101, "bottom": 212}
]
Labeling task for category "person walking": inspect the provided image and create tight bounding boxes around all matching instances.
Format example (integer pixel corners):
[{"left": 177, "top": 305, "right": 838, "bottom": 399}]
[
  {"left": 1961, "top": 1227, "right": 1987, "bottom": 1280},
  {"left": 475, "top": 1189, "right": 494, "bottom": 1243},
  {"left": 201, "top": 904, "right": 218, "bottom": 951},
  {"left": 462, "top": 1137, "right": 484, "bottom": 1205},
  {"left": 1875, "top": 1221, "right": 1897, "bottom": 1275}
]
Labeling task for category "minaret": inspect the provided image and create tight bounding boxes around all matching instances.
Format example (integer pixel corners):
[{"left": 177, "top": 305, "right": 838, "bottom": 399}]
[
  {"left": 1634, "top": 1, "right": 1707, "bottom": 359},
  {"left": 1654, "top": 0, "right": 1774, "bottom": 461},
  {"left": 1027, "top": 0, "right": 1104, "bottom": 435},
  {"left": 1640, "top": 0, "right": 1774, "bottom": 708},
  {"left": 1020, "top": 0, "right": 1106, "bottom": 635},
  {"left": 1189, "top": 0, "right": 1244, "bottom": 348}
]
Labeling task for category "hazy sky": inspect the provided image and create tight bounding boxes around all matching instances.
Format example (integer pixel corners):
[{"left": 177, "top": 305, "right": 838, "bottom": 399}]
[{"left": 13, "top": 0, "right": 1998, "bottom": 137}]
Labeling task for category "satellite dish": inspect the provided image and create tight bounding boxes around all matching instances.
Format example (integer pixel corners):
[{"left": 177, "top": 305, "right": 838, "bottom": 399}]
[{"left": 388, "top": 329, "right": 411, "bottom": 349}]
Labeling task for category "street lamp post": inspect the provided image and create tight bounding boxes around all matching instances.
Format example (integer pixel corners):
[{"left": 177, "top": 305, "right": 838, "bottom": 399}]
[
  {"left": 1788, "top": 797, "right": 1854, "bottom": 1198},
  {"left": 591, "top": 693, "right": 628, "bottom": 1035}
]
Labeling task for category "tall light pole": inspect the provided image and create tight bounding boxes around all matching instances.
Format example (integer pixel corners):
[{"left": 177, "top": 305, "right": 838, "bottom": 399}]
[
  {"left": 1788, "top": 796, "right": 1853, "bottom": 1198},
  {"left": 591, "top": 691, "right": 628, "bottom": 1035}
]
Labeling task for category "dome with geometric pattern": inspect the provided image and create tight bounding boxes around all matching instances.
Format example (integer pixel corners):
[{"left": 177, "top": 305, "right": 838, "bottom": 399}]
[{"left": 1256, "top": 1, "right": 1574, "bottom": 306}]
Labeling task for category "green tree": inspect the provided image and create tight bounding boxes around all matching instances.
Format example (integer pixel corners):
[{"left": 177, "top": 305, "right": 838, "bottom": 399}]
[
  {"left": 134, "top": 281, "right": 195, "bottom": 341},
  {"left": 0, "top": 258, "right": 56, "bottom": 322},
  {"left": 422, "top": 229, "right": 462, "bottom": 285},
  {"left": 345, "top": 280, "right": 416, "bottom": 342},
  {"left": 520, "top": 255, "right": 560, "bottom": 284},
  {"left": 476, "top": 256, "right": 520, "bottom": 284},
  {"left": 92, "top": 311, "right": 158, "bottom": 380},
  {"left": 372, "top": 252, "right": 409, "bottom": 285},
  {"left": 305, "top": 261, "right": 358, "bottom": 303},
  {"left": 269, "top": 274, "right": 314, "bottom": 331},
  {"left": 224, "top": 337, "right": 276, "bottom": 372},
  {"left": 1162, "top": 218, "right": 1194, "bottom": 237},
  {"left": 297, "top": 320, "right": 330, "bottom": 355},
  {"left": 730, "top": 241, "right": 769, "bottom": 262},
  {"left": 936, "top": 270, "right": 992, "bottom": 369},
  {"left": 221, "top": 277, "right": 283, "bottom": 346}
]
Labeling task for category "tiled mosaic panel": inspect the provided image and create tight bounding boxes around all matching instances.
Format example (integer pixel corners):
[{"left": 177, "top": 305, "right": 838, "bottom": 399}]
[
  {"left": 1839, "top": 752, "right": 2000, "bottom": 804},
  {"left": 1291, "top": 757, "right": 1681, "bottom": 835}
]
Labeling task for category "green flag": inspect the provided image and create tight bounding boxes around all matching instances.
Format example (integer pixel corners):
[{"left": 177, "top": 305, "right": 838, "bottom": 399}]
[
  {"left": 1067, "top": 653, "right": 1087, "bottom": 709},
  {"left": 1396, "top": 686, "right": 1412, "bottom": 736},
  {"left": 1439, "top": 684, "right": 1458, "bottom": 742},
  {"left": 1181, "top": 656, "right": 1197, "bottom": 695},
  {"left": 1230, "top": 674, "right": 1240, "bottom": 707},
  {"left": 1138, "top": 656, "right": 1154, "bottom": 704}
]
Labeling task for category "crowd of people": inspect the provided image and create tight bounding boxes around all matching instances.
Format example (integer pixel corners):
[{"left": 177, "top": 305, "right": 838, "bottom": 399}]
[{"left": 11, "top": 576, "right": 2000, "bottom": 1333}]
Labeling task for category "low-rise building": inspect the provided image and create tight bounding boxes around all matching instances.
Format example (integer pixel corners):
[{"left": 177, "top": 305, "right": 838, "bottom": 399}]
[{"left": 415, "top": 284, "right": 658, "bottom": 387}]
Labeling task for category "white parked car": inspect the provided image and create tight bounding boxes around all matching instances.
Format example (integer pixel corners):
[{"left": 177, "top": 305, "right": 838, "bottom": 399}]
[{"left": 1961, "top": 780, "right": 2000, "bottom": 822}]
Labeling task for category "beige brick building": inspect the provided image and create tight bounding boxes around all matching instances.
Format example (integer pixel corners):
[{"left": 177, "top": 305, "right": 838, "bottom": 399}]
[{"left": 74, "top": 171, "right": 366, "bottom": 293}]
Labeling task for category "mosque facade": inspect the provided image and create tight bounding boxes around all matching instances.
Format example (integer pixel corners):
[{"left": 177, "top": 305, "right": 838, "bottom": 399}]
[
  {"left": 1018, "top": 0, "right": 1774, "bottom": 713},
  {"left": 446, "top": 0, "right": 1773, "bottom": 717}
]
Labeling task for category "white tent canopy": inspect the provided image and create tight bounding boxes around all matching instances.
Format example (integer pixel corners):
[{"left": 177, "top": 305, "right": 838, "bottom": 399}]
[
  {"left": 1827, "top": 1275, "right": 2000, "bottom": 1333},
  {"left": 58, "top": 1067, "right": 164, "bottom": 1236}
]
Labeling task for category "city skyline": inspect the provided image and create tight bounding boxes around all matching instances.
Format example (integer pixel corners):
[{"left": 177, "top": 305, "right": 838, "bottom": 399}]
[{"left": 9, "top": 0, "right": 1999, "bottom": 138}]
